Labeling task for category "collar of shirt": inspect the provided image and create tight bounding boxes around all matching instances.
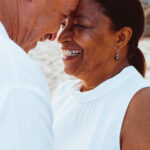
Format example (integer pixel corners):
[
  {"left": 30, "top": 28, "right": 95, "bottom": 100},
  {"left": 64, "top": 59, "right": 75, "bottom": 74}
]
[{"left": 0, "top": 22, "right": 9, "bottom": 39}]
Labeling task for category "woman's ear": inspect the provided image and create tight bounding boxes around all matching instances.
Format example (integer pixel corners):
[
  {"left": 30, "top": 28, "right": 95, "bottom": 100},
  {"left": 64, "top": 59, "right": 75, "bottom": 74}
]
[{"left": 115, "top": 27, "right": 133, "bottom": 49}]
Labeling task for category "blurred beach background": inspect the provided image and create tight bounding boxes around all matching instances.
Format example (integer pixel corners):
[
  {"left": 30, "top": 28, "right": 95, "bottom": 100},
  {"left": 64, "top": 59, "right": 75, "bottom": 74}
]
[{"left": 29, "top": 0, "right": 150, "bottom": 94}]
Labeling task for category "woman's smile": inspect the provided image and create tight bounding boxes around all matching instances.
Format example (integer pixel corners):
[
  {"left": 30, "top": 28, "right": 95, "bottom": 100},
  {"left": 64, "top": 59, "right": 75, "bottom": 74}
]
[{"left": 61, "top": 49, "right": 83, "bottom": 59}]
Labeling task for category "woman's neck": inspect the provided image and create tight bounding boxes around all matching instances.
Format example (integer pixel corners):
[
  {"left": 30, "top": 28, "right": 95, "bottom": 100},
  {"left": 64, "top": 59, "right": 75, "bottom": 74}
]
[{"left": 80, "top": 60, "right": 129, "bottom": 92}]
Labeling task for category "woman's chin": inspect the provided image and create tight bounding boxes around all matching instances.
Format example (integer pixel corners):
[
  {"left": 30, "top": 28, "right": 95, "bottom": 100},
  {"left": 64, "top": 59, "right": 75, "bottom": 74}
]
[
  {"left": 62, "top": 53, "right": 83, "bottom": 76},
  {"left": 63, "top": 65, "right": 79, "bottom": 77},
  {"left": 64, "top": 67, "right": 75, "bottom": 76}
]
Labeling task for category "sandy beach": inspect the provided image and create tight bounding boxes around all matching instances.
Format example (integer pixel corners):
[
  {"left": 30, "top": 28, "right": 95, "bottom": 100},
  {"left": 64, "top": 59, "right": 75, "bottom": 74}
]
[{"left": 29, "top": 38, "right": 150, "bottom": 94}]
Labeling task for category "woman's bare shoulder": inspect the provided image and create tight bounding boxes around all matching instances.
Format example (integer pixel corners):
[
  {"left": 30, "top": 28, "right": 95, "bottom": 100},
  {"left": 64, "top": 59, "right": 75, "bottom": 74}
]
[{"left": 121, "top": 87, "right": 150, "bottom": 150}]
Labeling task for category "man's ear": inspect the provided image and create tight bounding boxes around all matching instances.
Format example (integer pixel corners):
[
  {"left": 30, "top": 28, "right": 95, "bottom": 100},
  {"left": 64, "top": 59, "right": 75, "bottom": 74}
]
[{"left": 115, "top": 27, "right": 133, "bottom": 49}]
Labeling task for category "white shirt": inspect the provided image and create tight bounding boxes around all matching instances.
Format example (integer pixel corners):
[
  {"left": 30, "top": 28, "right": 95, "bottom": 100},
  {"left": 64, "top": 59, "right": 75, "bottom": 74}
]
[
  {"left": 0, "top": 22, "right": 54, "bottom": 150},
  {"left": 53, "top": 66, "right": 150, "bottom": 150}
]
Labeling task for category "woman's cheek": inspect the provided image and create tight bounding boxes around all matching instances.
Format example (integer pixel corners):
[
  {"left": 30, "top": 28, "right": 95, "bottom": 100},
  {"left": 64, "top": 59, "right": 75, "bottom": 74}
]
[{"left": 74, "top": 29, "right": 93, "bottom": 46}]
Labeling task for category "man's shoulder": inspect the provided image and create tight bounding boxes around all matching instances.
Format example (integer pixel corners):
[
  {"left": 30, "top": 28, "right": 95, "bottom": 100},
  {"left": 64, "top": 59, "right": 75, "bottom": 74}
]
[
  {"left": 0, "top": 36, "right": 48, "bottom": 92},
  {"left": 0, "top": 33, "right": 21, "bottom": 52}
]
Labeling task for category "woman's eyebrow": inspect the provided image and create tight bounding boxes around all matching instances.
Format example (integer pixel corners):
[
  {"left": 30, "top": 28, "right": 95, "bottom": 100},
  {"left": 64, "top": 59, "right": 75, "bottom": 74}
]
[{"left": 74, "top": 15, "right": 91, "bottom": 20}]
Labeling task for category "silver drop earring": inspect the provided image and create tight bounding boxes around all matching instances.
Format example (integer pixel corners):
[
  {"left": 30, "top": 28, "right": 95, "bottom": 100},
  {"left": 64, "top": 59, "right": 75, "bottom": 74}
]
[{"left": 115, "top": 50, "right": 119, "bottom": 61}]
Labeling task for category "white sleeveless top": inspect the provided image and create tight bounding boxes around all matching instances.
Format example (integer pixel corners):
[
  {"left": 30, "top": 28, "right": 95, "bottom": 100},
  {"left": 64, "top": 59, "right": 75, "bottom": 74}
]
[{"left": 52, "top": 66, "right": 150, "bottom": 150}]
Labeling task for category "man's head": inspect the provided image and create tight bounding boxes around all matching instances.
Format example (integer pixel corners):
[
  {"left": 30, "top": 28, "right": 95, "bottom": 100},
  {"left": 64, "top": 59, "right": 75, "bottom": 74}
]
[{"left": 0, "top": 0, "right": 79, "bottom": 52}]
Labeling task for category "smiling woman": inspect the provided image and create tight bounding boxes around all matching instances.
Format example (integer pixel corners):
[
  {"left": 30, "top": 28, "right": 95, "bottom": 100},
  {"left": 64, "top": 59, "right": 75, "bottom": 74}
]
[
  {"left": 53, "top": 0, "right": 150, "bottom": 150},
  {"left": 58, "top": 6, "right": 120, "bottom": 88}
]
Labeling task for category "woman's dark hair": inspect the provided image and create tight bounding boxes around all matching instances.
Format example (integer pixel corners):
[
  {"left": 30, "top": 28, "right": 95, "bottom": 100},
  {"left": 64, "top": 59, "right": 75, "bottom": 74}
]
[{"left": 96, "top": 0, "right": 146, "bottom": 76}]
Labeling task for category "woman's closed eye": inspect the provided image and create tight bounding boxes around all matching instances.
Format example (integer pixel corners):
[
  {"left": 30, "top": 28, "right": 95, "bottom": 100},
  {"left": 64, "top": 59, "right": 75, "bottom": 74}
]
[
  {"left": 73, "top": 23, "right": 88, "bottom": 28},
  {"left": 60, "top": 19, "right": 91, "bottom": 30}
]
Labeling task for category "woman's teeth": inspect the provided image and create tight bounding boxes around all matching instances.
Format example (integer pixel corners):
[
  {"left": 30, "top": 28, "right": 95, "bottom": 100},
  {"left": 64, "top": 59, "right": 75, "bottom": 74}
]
[{"left": 62, "top": 50, "right": 82, "bottom": 57}]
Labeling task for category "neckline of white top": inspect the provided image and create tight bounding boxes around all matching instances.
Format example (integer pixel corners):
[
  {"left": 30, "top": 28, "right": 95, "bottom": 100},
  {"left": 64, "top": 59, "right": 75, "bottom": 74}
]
[{"left": 68, "top": 66, "right": 142, "bottom": 103}]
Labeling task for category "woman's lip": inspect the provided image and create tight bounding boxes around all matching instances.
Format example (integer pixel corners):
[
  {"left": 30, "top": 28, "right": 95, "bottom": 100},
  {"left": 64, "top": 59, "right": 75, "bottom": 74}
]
[
  {"left": 61, "top": 49, "right": 83, "bottom": 60},
  {"left": 61, "top": 47, "right": 83, "bottom": 51}
]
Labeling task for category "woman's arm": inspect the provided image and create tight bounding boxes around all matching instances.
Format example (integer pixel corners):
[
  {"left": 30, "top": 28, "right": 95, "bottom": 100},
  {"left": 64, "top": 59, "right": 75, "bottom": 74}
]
[{"left": 121, "top": 88, "right": 150, "bottom": 150}]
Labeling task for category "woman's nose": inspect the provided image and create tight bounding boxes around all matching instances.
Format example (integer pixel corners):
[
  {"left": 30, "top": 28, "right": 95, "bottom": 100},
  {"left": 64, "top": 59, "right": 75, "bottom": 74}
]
[{"left": 57, "top": 27, "right": 73, "bottom": 44}]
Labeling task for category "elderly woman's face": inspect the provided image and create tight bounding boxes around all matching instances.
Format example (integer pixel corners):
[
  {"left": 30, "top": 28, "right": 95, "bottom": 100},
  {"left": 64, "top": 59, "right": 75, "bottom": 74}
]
[{"left": 58, "top": 0, "right": 117, "bottom": 78}]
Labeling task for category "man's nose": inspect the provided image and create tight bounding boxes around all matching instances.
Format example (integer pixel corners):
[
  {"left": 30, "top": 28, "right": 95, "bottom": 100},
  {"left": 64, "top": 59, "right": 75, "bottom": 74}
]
[{"left": 57, "top": 27, "right": 73, "bottom": 44}]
